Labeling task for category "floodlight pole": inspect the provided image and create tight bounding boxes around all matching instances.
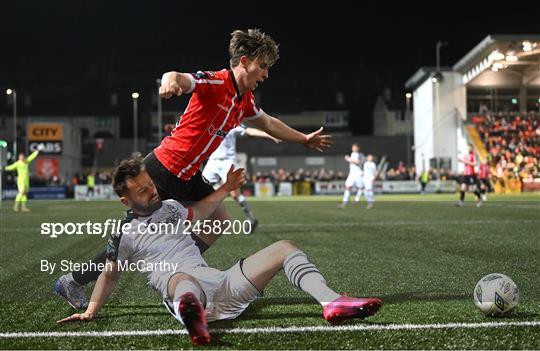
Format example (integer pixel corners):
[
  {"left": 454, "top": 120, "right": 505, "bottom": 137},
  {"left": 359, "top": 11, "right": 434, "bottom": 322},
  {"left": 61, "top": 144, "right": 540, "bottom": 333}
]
[
  {"left": 156, "top": 79, "right": 163, "bottom": 143},
  {"left": 0, "top": 144, "right": 3, "bottom": 207},
  {"left": 436, "top": 41, "right": 448, "bottom": 72},
  {"left": 6, "top": 89, "right": 17, "bottom": 156},
  {"left": 433, "top": 41, "right": 447, "bottom": 172},
  {"left": 405, "top": 94, "right": 412, "bottom": 167},
  {"left": 0, "top": 140, "right": 7, "bottom": 206},
  {"left": 132, "top": 92, "right": 139, "bottom": 152},
  {"left": 13, "top": 91, "right": 17, "bottom": 157}
]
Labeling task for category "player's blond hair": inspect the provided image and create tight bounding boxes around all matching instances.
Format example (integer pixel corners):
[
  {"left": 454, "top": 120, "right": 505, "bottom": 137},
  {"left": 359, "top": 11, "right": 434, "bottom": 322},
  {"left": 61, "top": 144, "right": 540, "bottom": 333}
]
[{"left": 229, "top": 29, "right": 279, "bottom": 67}]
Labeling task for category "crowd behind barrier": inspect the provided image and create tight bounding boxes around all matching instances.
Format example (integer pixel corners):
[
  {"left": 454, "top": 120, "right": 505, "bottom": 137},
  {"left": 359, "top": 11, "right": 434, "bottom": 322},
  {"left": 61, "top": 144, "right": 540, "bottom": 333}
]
[{"left": 473, "top": 111, "right": 540, "bottom": 192}]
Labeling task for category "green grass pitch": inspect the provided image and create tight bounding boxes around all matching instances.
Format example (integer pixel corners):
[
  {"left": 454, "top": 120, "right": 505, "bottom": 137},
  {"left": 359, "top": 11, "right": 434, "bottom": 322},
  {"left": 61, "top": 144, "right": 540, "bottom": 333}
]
[{"left": 1, "top": 193, "right": 539, "bottom": 349}]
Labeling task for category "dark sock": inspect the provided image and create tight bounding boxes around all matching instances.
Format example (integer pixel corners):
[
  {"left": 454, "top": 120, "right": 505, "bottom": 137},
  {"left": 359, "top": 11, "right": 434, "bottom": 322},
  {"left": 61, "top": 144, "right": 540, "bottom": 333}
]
[
  {"left": 475, "top": 190, "right": 482, "bottom": 200},
  {"left": 190, "top": 233, "right": 210, "bottom": 254},
  {"left": 460, "top": 191, "right": 465, "bottom": 201},
  {"left": 71, "top": 250, "right": 107, "bottom": 286}
]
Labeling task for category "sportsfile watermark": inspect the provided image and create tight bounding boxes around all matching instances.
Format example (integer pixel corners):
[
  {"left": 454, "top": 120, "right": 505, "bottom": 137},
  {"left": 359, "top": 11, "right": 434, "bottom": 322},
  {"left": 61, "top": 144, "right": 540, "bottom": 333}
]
[{"left": 40, "top": 219, "right": 253, "bottom": 238}]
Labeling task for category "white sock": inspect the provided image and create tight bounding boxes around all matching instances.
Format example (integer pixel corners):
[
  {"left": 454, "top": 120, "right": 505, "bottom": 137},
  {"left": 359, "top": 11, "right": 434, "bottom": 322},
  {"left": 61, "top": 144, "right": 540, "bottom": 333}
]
[
  {"left": 365, "top": 190, "right": 375, "bottom": 204},
  {"left": 342, "top": 190, "right": 350, "bottom": 204},
  {"left": 354, "top": 190, "right": 362, "bottom": 202},
  {"left": 283, "top": 250, "right": 341, "bottom": 306},
  {"left": 172, "top": 279, "right": 204, "bottom": 324},
  {"left": 236, "top": 194, "right": 255, "bottom": 221}
]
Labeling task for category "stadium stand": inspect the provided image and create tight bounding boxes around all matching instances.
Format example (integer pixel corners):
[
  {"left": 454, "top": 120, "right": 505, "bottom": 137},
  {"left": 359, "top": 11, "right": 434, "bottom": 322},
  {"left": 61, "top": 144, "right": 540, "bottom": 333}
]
[{"left": 473, "top": 111, "right": 540, "bottom": 192}]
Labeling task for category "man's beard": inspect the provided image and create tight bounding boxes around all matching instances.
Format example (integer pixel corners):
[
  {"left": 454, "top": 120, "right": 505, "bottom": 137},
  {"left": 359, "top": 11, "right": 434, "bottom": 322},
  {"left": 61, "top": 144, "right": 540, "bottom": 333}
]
[{"left": 131, "top": 196, "right": 162, "bottom": 215}]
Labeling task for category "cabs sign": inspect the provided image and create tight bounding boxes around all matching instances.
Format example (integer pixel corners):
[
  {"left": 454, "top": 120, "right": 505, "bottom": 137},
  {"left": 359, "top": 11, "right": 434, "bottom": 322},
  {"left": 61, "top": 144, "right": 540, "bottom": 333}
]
[{"left": 27, "top": 123, "right": 63, "bottom": 155}]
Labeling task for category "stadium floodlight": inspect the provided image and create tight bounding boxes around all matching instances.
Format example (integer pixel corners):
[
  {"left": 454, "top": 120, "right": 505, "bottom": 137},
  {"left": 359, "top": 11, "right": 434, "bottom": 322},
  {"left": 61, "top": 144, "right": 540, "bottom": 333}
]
[
  {"left": 405, "top": 93, "right": 412, "bottom": 99},
  {"left": 431, "top": 72, "right": 444, "bottom": 83},
  {"left": 6, "top": 89, "right": 13, "bottom": 95},
  {"left": 511, "top": 98, "right": 518, "bottom": 105},
  {"left": 131, "top": 92, "right": 140, "bottom": 99},
  {"left": 505, "top": 55, "right": 518, "bottom": 62},
  {"left": 522, "top": 41, "right": 532, "bottom": 52},
  {"left": 490, "top": 51, "right": 505, "bottom": 61}
]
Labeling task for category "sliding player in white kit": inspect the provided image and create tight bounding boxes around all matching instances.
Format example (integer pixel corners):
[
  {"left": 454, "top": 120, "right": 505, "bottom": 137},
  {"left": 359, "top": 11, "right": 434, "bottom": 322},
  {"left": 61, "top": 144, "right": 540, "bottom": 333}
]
[
  {"left": 362, "top": 154, "right": 378, "bottom": 209},
  {"left": 340, "top": 143, "right": 365, "bottom": 208},
  {"left": 202, "top": 124, "right": 279, "bottom": 232},
  {"left": 57, "top": 154, "right": 382, "bottom": 346}
]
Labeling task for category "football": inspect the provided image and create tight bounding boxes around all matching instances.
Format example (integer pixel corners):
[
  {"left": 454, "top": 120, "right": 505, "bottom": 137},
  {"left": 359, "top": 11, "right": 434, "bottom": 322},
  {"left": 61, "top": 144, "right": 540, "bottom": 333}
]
[{"left": 474, "top": 273, "right": 519, "bottom": 317}]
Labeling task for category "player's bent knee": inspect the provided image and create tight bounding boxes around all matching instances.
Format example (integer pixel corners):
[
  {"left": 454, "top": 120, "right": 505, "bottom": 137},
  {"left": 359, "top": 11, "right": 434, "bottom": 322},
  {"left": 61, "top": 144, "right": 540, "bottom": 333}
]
[{"left": 275, "top": 240, "right": 299, "bottom": 254}]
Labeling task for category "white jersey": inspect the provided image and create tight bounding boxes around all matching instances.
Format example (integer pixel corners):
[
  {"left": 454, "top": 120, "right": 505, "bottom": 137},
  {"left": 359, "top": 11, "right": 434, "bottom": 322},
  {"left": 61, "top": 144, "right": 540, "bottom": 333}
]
[
  {"left": 208, "top": 125, "right": 247, "bottom": 161},
  {"left": 363, "top": 161, "right": 377, "bottom": 181},
  {"left": 348, "top": 152, "right": 364, "bottom": 176},
  {"left": 108, "top": 200, "right": 261, "bottom": 323},
  {"left": 107, "top": 199, "right": 206, "bottom": 298}
]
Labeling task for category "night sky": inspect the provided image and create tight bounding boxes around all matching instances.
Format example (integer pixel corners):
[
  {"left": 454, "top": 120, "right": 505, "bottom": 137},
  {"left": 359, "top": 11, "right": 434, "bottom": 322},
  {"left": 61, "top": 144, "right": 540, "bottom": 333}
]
[{"left": 1, "top": 1, "right": 538, "bottom": 135}]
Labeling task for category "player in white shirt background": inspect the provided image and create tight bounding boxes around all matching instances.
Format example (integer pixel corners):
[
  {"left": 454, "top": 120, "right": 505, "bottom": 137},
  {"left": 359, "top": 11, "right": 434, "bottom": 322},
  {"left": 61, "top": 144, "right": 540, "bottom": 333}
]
[
  {"left": 340, "top": 143, "right": 365, "bottom": 208},
  {"left": 202, "top": 124, "right": 280, "bottom": 232},
  {"left": 362, "top": 154, "right": 378, "bottom": 209}
]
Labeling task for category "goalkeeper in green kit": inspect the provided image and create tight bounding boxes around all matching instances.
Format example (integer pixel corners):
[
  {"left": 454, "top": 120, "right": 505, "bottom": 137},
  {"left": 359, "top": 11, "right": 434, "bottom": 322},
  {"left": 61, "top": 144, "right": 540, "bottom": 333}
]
[{"left": 4, "top": 148, "right": 40, "bottom": 212}]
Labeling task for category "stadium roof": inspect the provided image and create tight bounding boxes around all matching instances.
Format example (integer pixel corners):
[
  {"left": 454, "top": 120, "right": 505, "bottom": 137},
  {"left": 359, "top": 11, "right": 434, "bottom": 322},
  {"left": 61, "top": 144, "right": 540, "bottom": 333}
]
[
  {"left": 453, "top": 35, "right": 540, "bottom": 71},
  {"left": 454, "top": 35, "right": 540, "bottom": 85},
  {"left": 404, "top": 67, "right": 452, "bottom": 90},
  {"left": 406, "top": 35, "right": 540, "bottom": 89}
]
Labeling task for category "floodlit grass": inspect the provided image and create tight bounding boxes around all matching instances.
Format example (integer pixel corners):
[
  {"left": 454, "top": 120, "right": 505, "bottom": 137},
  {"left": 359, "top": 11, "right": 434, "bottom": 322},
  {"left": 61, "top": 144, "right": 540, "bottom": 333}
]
[{"left": 1, "top": 193, "right": 539, "bottom": 349}]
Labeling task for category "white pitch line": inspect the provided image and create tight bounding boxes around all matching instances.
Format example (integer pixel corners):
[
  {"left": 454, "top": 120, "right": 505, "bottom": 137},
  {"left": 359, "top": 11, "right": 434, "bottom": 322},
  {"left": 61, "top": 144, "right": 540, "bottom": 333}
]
[{"left": 1, "top": 321, "right": 539, "bottom": 338}]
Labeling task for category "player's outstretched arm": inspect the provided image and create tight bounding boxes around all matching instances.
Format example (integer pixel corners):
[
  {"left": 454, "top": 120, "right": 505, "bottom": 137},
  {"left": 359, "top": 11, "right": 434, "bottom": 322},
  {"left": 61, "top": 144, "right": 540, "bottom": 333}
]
[
  {"left": 249, "top": 113, "right": 332, "bottom": 152},
  {"left": 56, "top": 260, "right": 121, "bottom": 323},
  {"left": 190, "top": 166, "right": 246, "bottom": 220},
  {"left": 245, "top": 127, "right": 281, "bottom": 143},
  {"left": 4, "top": 162, "right": 18, "bottom": 171},
  {"left": 26, "top": 150, "right": 40, "bottom": 163},
  {"left": 159, "top": 71, "right": 193, "bottom": 99}
]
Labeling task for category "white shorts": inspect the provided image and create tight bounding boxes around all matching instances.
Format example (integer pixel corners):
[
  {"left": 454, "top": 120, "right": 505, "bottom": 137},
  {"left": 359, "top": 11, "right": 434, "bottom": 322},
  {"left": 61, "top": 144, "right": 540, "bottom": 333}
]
[
  {"left": 363, "top": 178, "right": 374, "bottom": 191},
  {"left": 345, "top": 174, "right": 364, "bottom": 189},
  {"left": 164, "top": 260, "right": 261, "bottom": 323},
  {"left": 202, "top": 159, "right": 234, "bottom": 185}
]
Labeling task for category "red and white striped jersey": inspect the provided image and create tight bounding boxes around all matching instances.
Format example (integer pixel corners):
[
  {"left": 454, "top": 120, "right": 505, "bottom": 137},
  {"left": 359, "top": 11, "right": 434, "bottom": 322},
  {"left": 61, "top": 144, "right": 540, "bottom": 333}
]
[
  {"left": 463, "top": 152, "right": 477, "bottom": 176},
  {"left": 479, "top": 163, "right": 490, "bottom": 179},
  {"left": 154, "top": 69, "right": 263, "bottom": 180}
]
